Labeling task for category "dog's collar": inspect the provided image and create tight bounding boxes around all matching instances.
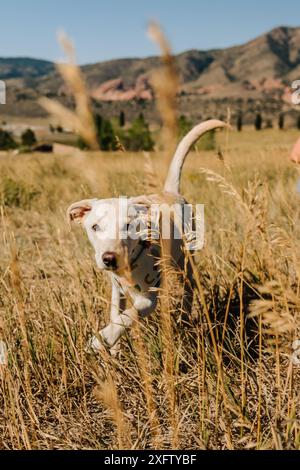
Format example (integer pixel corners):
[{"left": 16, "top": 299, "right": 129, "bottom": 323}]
[{"left": 130, "top": 240, "right": 150, "bottom": 267}]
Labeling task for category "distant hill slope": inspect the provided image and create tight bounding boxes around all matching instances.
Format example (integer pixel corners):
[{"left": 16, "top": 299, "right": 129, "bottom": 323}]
[
  {"left": 1, "top": 26, "right": 300, "bottom": 124},
  {"left": 0, "top": 57, "right": 54, "bottom": 80}
]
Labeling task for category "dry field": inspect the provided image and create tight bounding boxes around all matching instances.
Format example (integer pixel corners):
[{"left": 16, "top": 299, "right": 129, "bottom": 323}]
[{"left": 0, "top": 128, "right": 300, "bottom": 450}]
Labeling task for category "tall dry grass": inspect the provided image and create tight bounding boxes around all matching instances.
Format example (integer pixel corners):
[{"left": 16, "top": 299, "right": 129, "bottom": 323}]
[
  {"left": 39, "top": 32, "right": 98, "bottom": 150},
  {"left": 0, "top": 131, "right": 299, "bottom": 449},
  {"left": 0, "top": 25, "right": 300, "bottom": 450}
]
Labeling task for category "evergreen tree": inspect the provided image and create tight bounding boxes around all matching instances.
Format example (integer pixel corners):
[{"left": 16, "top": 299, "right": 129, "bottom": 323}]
[
  {"left": 196, "top": 129, "right": 216, "bottom": 151},
  {"left": 123, "top": 115, "right": 154, "bottom": 151},
  {"left": 178, "top": 115, "right": 192, "bottom": 138},
  {"left": 255, "top": 113, "right": 263, "bottom": 131},
  {"left": 93, "top": 113, "right": 116, "bottom": 150},
  {"left": 237, "top": 113, "right": 243, "bottom": 132},
  {"left": 94, "top": 114, "right": 103, "bottom": 139},
  {"left": 178, "top": 115, "right": 215, "bottom": 151},
  {"left": 0, "top": 129, "right": 17, "bottom": 150},
  {"left": 78, "top": 114, "right": 116, "bottom": 151},
  {"left": 278, "top": 113, "right": 285, "bottom": 130},
  {"left": 21, "top": 128, "right": 37, "bottom": 147},
  {"left": 100, "top": 119, "right": 116, "bottom": 151},
  {"left": 119, "top": 110, "right": 126, "bottom": 127}
]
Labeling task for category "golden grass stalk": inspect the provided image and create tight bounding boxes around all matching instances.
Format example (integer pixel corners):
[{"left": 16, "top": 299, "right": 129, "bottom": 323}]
[
  {"left": 159, "top": 229, "right": 179, "bottom": 447},
  {"left": 39, "top": 31, "right": 98, "bottom": 150},
  {"left": 0, "top": 131, "right": 300, "bottom": 449},
  {"left": 132, "top": 319, "right": 163, "bottom": 448},
  {"left": 147, "top": 22, "right": 179, "bottom": 155},
  {"left": 143, "top": 152, "right": 162, "bottom": 192},
  {"left": 95, "top": 375, "right": 132, "bottom": 449}
]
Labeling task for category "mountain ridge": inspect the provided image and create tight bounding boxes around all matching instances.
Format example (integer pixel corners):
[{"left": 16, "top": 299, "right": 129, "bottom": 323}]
[{"left": 1, "top": 25, "right": 300, "bottom": 123}]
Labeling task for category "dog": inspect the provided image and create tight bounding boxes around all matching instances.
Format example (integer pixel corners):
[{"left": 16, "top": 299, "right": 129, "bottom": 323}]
[{"left": 67, "top": 119, "right": 226, "bottom": 353}]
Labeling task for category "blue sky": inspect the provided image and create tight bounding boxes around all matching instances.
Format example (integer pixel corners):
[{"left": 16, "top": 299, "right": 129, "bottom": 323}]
[{"left": 1, "top": 0, "right": 300, "bottom": 64}]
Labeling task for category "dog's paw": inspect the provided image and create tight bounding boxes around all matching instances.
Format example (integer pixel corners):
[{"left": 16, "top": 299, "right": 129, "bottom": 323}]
[
  {"left": 85, "top": 335, "right": 107, "bottom": 355},
  {"left": 85, "top": 334, "right": 120, "bottom": 358},
  {"left": 109, "top": 341, "right": 121, "bottom": 357}
]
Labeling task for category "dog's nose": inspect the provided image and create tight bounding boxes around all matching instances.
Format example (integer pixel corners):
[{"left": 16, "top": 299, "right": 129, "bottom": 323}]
[{"left": 102, "top": 252, "right": 117, "bottom": 269}]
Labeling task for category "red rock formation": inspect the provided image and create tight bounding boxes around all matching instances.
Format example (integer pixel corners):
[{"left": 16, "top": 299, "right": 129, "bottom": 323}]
[{"left": 91, "top": 75, "right": 153, "bottom": 102}]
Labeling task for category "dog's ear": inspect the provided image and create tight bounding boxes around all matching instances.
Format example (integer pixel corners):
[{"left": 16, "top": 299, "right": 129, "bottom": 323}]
[{"left": 67, "top": 199, "right": 96, "bottom": 225}]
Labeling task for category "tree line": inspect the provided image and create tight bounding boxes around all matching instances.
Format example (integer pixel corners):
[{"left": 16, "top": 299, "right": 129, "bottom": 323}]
[
  {"left": 0, "top": 127, "right": 36, "bottom": 150},
  {"left": 236, "top": 112, "right": 300, "bottom": 131},
  {"left": 78, "top": 112, "right": 154, "bottom": 152},
  {"left": 0, "top": 112, "right": 155, "bottom": 152},
  {"left": 2, "top": 110, "right": 300, "bottom": 151}
]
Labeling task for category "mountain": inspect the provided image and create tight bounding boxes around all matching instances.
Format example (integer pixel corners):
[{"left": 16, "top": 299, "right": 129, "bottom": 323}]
[
  {"left": 0, "top": 57, "right": 54, "bottom": 80},
  {"left": 1, "top": 26, "right": 300, "bottom": 123}
]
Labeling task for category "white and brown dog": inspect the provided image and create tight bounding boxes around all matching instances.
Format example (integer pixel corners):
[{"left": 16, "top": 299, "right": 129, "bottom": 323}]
[{"left": 67, "top": 120, "right": 226, "bottom": 353}]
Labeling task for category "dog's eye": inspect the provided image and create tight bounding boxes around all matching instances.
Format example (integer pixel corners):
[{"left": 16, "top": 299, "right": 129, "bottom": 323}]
[{"left": 92, "top": 224, "right": 102, "bottom": 232}]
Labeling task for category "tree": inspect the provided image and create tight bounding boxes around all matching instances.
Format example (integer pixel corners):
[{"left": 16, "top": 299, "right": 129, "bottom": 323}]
[
  {"left": 178, "top": 114, "right": 215, "bottom": 151},
  {"left": 138, "top": 112, "right": 145, "bottom": 121},
  {"left": 278, "top": 113, "right": 285, "bottom": 130},
  {"left": 94, "top": 113, "right": 116, "bottom": 151},
  {"left": 21, "top": 128, "right": 37, "bottom": 147},
  {"left": 122, "top": 114, "right": 154, "bottom": 151},
  {"left": 0, "top": 129, "right": 17, "bottom": 150},
  {"left": 119, "top": 110, "right": 126, "bottom": 128},
  {"left": 255, "top": 113, "right": 262, "bottom": 131},
  {"left": 78, "top": 114, "right": 117, "bottom": 151},
  {"left": 100, "top": 119, "right": 116, "bottom": 151},
  {"left": 237, "top": 113, "right": 243, "bottom": 132},
  {"left": 78, "top": 113, "right": 153, "bottom": 152},
  {"left": 94, "top": 113, "right": 103, "bottom": 138},
  {"left": 196, "top": 129, "right": 216, "bottom": 151},
  {"left": 178, "top": 115, "right": 192, "bottom": 139}
]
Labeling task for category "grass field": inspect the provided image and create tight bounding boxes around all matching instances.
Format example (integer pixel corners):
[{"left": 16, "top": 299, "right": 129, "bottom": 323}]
[{"left": 0, "top": 128, "right": 300, "bottom": 449}]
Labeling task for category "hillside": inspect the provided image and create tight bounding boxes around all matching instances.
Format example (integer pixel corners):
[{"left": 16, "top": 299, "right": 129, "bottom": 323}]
[
  {"left": 1, "top": 26, "right": 300, "bottom": 124},
  {"left": 0, "top": 57, "right": 54, "bottom": 80}
]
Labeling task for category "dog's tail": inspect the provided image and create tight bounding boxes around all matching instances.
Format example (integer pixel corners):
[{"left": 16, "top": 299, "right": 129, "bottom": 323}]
[{"left": 163, "top": 119, "right": 228, "bottom": 194}]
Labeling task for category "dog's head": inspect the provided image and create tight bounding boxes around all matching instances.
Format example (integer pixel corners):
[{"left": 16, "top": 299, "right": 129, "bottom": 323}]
[{"left": 67, "top": 196, "right": 154, "bottom": 274}]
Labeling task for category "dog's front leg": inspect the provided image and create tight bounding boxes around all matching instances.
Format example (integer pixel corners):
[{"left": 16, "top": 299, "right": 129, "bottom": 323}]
[
  {"left": 100, "top": 292, "right": 157, "bottom": 348},
  {"left": 88, "top": 279, "right": 125, "bottom": 354},
  {"left": 90, "top": 290, "right": 158, "bottom": 352}
]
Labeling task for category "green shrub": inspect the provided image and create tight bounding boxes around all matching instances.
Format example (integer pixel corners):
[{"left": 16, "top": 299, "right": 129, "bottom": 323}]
[
  {"left": 178, "top": 115, "right": 192, "bottom": 139},
  {"left": 78, "top": 114, "right": 117, "bottom": 151},
  {"left": 21, "top": 128, "right": 37, "bottom": 147},
  {"left": 178, "top": 115, "right": 216, "bottom": 151},
  {"left": 99, "top": 118, "right": 117, "bottom": 151},
  {"left": 196, "top": 129, "right": 216, "bottom": 151},
  {"left": 0, "top": 129, "right": 17, "bottom": 150},
  {"left": 120, "top": 114, "right": 154, "bottom": 151},
  {"left": 0, "top": 177, "right": 40, "bottom": 208}
]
